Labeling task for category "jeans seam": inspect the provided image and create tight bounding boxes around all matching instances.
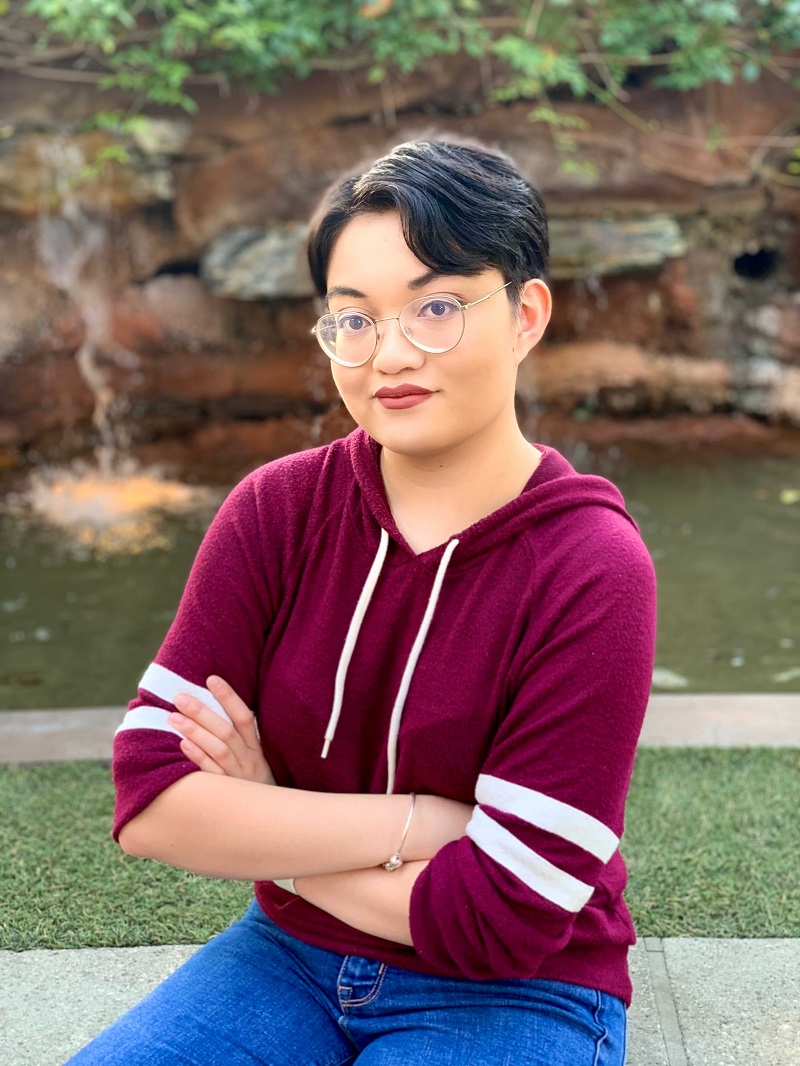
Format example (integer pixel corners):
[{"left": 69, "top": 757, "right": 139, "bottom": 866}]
[
  {"left": 591, "top": 990, "right": 610, "bottom": 1066},
  {"left": 339, "top": 964, "right": 388, "bottom": 1007}
]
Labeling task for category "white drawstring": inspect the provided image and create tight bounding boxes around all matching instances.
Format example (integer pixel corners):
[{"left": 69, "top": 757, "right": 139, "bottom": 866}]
[
  {"left": 321, "top": 527, "right": 389, "bottom": 758},
  {"left": 320, "top": 528, "right": 459, "bottom": 794},
  {"left": 384, "top": 538, "right": 459, "bottom": 794}
]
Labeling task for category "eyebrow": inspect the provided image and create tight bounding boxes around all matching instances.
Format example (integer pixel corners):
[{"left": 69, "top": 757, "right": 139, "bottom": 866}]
[{"left": 325, "top": 270, "right": 452, "bottom": 303}]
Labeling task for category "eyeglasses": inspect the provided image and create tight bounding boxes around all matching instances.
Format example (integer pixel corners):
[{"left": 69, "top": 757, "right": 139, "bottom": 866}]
[{"left": 311, "top": 281, "right": 512, "bottom": 367}]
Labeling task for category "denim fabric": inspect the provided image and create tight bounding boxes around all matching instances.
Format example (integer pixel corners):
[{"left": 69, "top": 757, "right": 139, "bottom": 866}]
[{"left": 67, "top": 899, "right": 627, "bottom": 1065}]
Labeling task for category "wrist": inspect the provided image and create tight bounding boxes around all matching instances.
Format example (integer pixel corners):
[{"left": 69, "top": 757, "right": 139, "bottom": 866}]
[
  {"left": 382, "top": 792, "right": 416, "bottom": 871},
  {"left": 402, "top": 793, "right": 473, "bottom": 861},
  {"left": 402, "top": 792, "right": 432, "bottom": 861}
]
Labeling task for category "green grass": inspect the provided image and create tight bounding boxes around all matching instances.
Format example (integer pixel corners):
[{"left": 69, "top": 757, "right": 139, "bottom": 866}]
[
  {"left": 623, "top": 749, "right": 799, "bottom": 938},
  {"left": 1, "top": 750, "right": 798, "bottom": 950}
]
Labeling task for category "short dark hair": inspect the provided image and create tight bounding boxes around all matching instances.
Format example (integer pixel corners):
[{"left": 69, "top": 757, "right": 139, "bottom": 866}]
[{"left": 306, "top": 138, "right": 549, "bottom": 311}]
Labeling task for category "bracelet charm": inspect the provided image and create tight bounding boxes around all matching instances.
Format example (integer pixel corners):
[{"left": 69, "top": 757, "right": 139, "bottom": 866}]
[{"left": 382, "top": 792, "right": 416, "bottom": 872}]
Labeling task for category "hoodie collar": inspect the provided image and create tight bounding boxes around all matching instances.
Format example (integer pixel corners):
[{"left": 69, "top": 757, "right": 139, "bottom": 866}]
[{"left": 347, "top": 427, "right": 634, "bottom": 569}]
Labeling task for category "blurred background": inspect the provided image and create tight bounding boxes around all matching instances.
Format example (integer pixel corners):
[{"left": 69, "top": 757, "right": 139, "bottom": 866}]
[{"left": 1, "top": 0, "right": 799, "bottom": 709}]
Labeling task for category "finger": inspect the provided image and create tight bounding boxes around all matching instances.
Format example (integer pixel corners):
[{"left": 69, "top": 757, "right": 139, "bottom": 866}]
[
  {"left": 206, "top": 676, "right": 261, "bottom": 749},
  {"left": 173, "top": 693, "right": 247, "bottom": 752},
  {"left": 179, "top": 737, "right": 225, "bottom": 775},
  {"left": 169, "top": 707, "right": 244, "bottom": 772}
]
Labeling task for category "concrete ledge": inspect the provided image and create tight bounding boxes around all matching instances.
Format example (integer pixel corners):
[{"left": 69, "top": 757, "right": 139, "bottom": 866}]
[
  {"left": 1, "top": 694, "right": 799, "bottom": 764},
  {"left": 638, "top": 694, "right": 800, "bottom": 748},
  {"left": 0, "top": 944, "right": 197, "bottom": 1066},
  {"left": 2, "top": 939, "right": 798, "bottom": 1066},
  {"left": 0, "top": 708, "right": 123, "bottom": 763}
]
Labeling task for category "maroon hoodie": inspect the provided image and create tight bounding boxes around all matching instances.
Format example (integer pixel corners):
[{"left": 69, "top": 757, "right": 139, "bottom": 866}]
[{"left": 113, "top": 427, "right": 657, "bottom": 1005}]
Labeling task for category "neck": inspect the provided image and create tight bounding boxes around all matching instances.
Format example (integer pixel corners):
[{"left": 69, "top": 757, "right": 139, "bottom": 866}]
[{"left": 379, "top": 420, "right": 541, "bottom": 529}]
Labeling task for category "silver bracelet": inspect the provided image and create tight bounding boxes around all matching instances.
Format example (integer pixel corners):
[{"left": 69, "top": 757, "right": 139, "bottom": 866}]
[{"left": 383, "top": 792, "right": 416, "bottom": 871}]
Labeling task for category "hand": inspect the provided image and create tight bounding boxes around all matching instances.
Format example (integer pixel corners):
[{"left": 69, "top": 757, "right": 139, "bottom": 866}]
[{"left": 169, "top": 675, "right": 276, "bottom": 785}]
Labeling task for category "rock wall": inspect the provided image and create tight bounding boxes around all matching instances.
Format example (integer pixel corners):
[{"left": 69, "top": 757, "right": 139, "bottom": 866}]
[{"left": 0, "top": 62, "right": 799, "bottom": 474}]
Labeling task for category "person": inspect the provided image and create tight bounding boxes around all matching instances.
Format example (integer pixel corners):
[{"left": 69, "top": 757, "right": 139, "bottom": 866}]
[{"left": 68, "top": 137, "right": 657, "bottom": 1065}]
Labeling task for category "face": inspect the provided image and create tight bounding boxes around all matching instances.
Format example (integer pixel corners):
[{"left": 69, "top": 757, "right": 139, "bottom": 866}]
[{"left": 324, "top": 211, "right": 550, "bottom": 460}]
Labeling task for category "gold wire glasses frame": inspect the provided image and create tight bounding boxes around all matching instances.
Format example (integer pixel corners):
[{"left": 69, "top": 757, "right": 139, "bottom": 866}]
[{"left": 311, "top": 280, "right": 513, "bottom": 367}]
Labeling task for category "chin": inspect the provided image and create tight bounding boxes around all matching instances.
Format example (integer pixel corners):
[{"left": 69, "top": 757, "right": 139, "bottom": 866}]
[{"left": 374, "top": 424, "right": 458, "bottom": 460}]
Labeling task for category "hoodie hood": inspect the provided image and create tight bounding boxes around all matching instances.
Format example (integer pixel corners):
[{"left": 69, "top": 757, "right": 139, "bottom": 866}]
[
  {"left": 349, "top": 428, "right": 638, "bottom": 569},
  {"left": 319, "top": 428, "right": 640, "bottom": 791}
]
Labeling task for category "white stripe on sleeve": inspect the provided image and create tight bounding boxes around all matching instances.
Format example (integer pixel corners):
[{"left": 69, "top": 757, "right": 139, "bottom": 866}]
[
  {"left": 475, "top": 773, "right": 619, "bottom": 862},
  {"left": 115, "top": 705, "right": 181, "bottom": 735},
  {"left": 467, "top": 806, "right": 594, "bottom": 913},
  {"left": 115, "top": 663, "right": 233, "bottom": 734},
  {"left": 140, "top": 663, "right": 232, "bottom": 723}
]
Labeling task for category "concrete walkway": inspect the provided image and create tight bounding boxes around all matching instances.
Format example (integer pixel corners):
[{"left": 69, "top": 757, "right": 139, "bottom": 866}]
[
  {"left": 2, "top": 693, "right": 800, "bottom": 763},
  {"left": 1, "top": 937, "right": 798, "bottom": 1065}
]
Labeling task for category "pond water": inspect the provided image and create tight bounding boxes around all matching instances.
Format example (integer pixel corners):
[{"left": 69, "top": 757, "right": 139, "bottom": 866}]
[{"left": 1, "top": 446, "right": 798, "bottom": 711}]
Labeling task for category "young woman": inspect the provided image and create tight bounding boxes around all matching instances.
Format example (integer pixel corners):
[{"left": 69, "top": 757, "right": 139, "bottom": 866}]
[{"left": 70, "top": 138, "right": 656, "bottom": 1065}]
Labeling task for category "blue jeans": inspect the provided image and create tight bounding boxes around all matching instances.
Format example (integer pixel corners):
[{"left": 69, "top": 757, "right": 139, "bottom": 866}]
[{"left": 67, "top": 899, "right": 627, "bottom": 1065}]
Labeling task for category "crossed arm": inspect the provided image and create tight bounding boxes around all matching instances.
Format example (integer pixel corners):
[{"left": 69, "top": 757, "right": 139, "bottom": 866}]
[{"left": 118, "top": 676, "right": 473, "bottom": 947}]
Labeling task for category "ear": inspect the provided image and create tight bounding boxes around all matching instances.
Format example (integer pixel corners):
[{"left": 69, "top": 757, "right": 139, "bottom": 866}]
[{"left": 513, "top": 278, "right": 552, "bottom": 366}]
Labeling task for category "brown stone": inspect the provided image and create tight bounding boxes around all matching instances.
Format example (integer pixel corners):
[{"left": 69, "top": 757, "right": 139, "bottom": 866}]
[
  {"left": 525, "top": 410, "right": 799, "bottom": 458},
  {"left": 745, "top": 297, "right": 800, "bottom": 365},
  {"left": 131, "top": 405, "right": 356, "bottom": 484},
  {"left": 0, "top": 132, "right": 173, "bottom": 217},
  {"left": 772, "top": 365, "right": 800, "bottom": 424},
  {"left": 548, "top": 274, "right": 669, "bottom": 349},
  {"left": 772, "top": 186, "right": 800, "bottom": 220},
  {"left": 0, "top": 273, "right": 84, "bottom": 362},
  {"left": 544, "top": 254, "right": 717, "bottom": 358},
  {"left": 0, "top": 353, "right": 95, "bottom": 445},
  {"left": 110, "top": 209, "right": 199, "bottom": 283},
  {"left": 111, "top": 276, "right": 232, "bottom": 353},
  {"left": 659, "top": 258, "right": 702, "bottom": 337},
  {"left": 0, "top": 64, "right": 799, "bottom": 460},
  {"left": 519, "top": 341, "right": 731, "bottom": 416},
  {"left": 105, "top": 277, "right": 334, "bottom": 408},
  {"left": 173, "top": 125, "right": 377, "bottom": 244},
  {"left": 172, "top": 76, "right": 800, "bottom": 246},
  {"left": 182, "top": 58, "right": 487, "bottom": 145},
  {"left": 647, "top": 353, "right": 733, "bottom": 413},
  {"left": 232, "top": 351, "right": 340, "bottom": 407}
]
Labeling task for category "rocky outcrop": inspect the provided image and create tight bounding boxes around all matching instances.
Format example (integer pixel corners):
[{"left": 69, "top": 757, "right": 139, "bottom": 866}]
[
  {"left": 517, "top": 342, "right": 734, "bottom": 417},
  {"left": 745, "top": 295, "right": 800, "bottom": 366},
  {"left": 201, "top": 224, "right": 314, "bottom": 299},
  {"left": 0, "top": 63, "right": 798, "bottom": 471},
  {"left": 197, "top": 215, "right": 690, "bottom": 301}
]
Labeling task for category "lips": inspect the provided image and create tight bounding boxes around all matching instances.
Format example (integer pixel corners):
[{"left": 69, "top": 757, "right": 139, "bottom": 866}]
[{"left": 375, "top": 385, "right": 433, "bottom": 398}]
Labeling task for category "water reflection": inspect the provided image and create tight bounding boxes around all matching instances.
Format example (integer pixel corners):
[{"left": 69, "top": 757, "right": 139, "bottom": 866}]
[
  {"left": 3, "top": 459, "right": 217, "bottom": 560},
  {"left": 580, "top": 449, "right": 800, "bottom": 695},
  {"left": 0, "top": 445, "right": 798, "bottom": 709},
  {"left": 0, "top": 462, "right": 221, "bottom": 710}
]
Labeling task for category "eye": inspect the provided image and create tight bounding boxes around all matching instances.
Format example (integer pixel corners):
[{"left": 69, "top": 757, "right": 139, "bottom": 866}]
[
  {"left": 336, "top": 312, "right": 373, "bottom": 336},
  {"left": 417, "top": 297, "right": 459, "bottom": 320}
]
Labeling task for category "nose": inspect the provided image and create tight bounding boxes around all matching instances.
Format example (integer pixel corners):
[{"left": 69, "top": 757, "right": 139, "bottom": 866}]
[{"left": 371, "top": 316, "right": 426, "bottom": 374}]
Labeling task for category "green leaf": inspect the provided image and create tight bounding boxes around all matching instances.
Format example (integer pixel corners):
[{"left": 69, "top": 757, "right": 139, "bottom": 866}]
[{"left": 17, "top": 0, "right": 800, "bottom": 118}]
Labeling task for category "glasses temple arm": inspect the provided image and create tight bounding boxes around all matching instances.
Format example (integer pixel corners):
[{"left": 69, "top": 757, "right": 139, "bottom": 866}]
[{"left": 461, "top": 280, "right": 513, "bottom": 311}]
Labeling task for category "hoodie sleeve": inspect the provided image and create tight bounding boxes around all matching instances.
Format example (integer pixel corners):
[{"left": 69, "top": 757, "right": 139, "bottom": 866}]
[
  {"left": 407, "top": 511, "right": 657, "bottom": 979},
  {"left": 111, "top": 470, "right": 279, "bottom": 840}
]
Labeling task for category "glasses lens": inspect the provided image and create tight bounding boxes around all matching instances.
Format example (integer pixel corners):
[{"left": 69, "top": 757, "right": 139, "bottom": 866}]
[
  {"left": 315, "top": 312, "right": 376, "bottom": 367},
  {"left": 398, "top": 295, "right": 464, "bottom": 353}
]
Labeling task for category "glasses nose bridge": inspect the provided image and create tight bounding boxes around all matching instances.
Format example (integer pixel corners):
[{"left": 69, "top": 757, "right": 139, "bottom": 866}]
[{"left": 371, "top": 310, "right": 421, "bottom": 361}]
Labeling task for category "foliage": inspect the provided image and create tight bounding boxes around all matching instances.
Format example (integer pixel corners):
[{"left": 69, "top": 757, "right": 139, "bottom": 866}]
[{"left": 14, "top": 1, "right": 800, "bottom": 114}]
